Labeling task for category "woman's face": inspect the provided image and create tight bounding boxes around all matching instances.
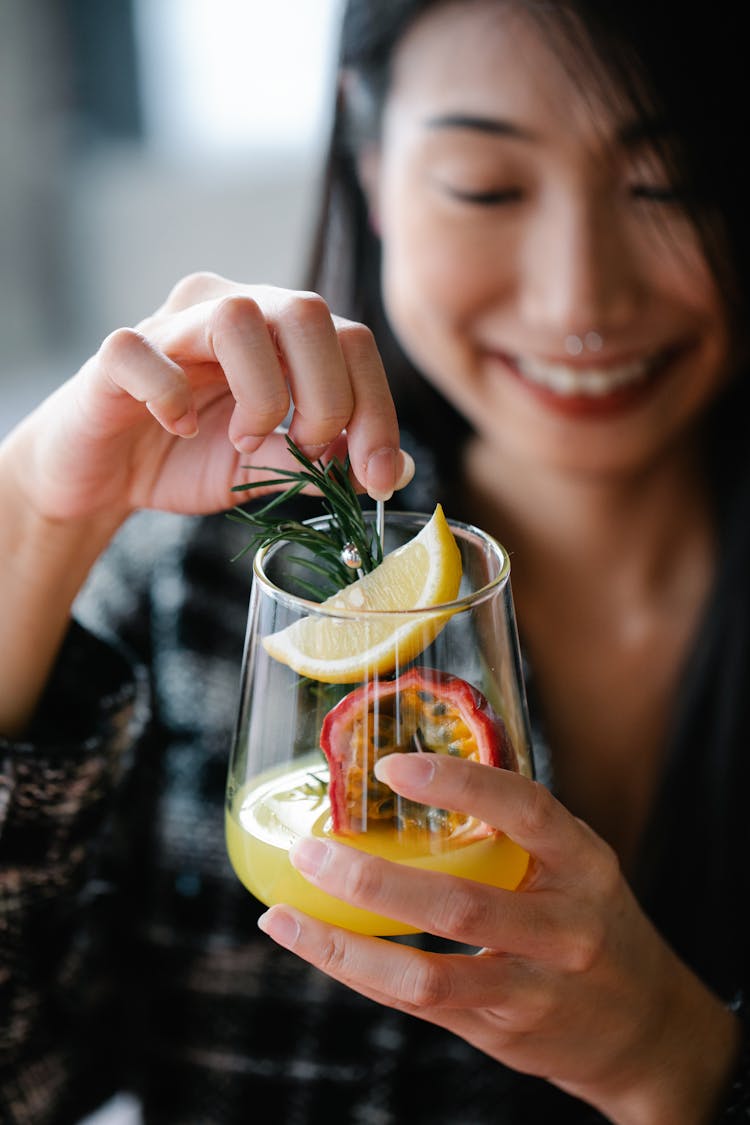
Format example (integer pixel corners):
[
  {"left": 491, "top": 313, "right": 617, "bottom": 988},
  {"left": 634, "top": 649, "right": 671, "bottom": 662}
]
[{"left": 364, "top": 0, "right": 732, "bottom": 478}]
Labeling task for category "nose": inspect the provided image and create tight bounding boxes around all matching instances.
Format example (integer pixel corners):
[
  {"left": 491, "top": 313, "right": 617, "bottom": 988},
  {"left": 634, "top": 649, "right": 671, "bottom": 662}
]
[{"left": 518, "top": 191, "right": 644, "bottom": 340}]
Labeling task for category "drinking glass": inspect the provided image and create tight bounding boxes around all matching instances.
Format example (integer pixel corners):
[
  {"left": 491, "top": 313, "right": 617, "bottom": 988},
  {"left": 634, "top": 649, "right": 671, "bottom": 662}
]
[{"left": 226, "top": 510, "right": 534, "bottom": 936}]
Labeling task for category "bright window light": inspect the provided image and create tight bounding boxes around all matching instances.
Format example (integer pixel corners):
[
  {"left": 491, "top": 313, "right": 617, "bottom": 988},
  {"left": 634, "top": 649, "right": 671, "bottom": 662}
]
[{"left": 133, "top": 0, "right": 343, "bottom": 155}]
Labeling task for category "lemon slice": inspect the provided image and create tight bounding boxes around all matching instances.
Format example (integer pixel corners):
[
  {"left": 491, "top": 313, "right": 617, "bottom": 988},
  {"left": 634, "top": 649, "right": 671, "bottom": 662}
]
[{"left": 262, "top": 504, "right": 462, "bottom": 682}]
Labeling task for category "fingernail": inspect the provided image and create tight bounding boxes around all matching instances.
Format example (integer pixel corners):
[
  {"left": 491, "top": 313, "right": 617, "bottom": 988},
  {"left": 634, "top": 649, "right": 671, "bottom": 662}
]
[
  {"left": 233, "top": 434, "right": 262, "bottom": 454},
  {"left": 394, "top": 450, "right": 415, "bottom": 491},
  {"left": 173, "top": 409, "right": 198, "bottom": 438},
  {"left": 295, "top": 440, "right": 330, "bottom": 458},
  {"left": 290, "top": 836, "right": 332, "bottom": 879},
  {"left": 258, "top": 907, "right": 300, "bottom": 949},
  {"left": 365, "top": 446, "right": 398, "bottom": 502},
  {"left": 374, "top": 752, "right": 435, "bottom": 789}
]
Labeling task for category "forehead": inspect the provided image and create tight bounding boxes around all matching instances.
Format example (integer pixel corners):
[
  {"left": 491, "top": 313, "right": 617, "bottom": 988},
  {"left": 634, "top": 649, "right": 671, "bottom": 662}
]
[{"left": 386, "top": 0, "right": 624, "bottom": 145}]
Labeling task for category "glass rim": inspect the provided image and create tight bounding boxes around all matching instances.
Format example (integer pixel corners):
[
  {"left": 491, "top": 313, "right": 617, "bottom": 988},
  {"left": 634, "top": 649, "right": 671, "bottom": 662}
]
[{"left": 252, "top": 509, "right": 511, "bottom": 619}]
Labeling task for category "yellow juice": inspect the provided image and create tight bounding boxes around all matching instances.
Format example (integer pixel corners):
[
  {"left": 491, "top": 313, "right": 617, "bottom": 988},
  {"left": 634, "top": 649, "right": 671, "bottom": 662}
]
[{"left": 226, "top": 754, "right": 529, "bottom": 936}]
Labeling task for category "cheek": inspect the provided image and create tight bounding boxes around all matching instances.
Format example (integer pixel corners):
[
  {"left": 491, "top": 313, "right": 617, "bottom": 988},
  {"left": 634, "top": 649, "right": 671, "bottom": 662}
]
[
  {"left": 661, "top": 260, "right": 731, "bottom": 380},
  {"left": 381, "top": 244, "right": 473, "bottom": 386},
  {"left": 379, "top": 188, "right": 503, "bottom": 352},
  {"left": 639, "top": 216, "right": 722, "bottom": 317}
]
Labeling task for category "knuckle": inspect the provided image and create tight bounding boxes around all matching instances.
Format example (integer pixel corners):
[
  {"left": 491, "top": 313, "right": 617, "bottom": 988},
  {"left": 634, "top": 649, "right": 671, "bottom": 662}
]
[
  {"left": 431, "top": 884, "right": 492, "bottom": 939},
  {"left": 451, "top": 758, "right": 480, "bottom": 805},
  {"left": 164, "top": 270, "right": 226, "bottom": 310},
  {"left": 235, "top": 399, "right": 290, "bottom": 436},
  {"left": 148, "top": 381, "right": 185, "bottom": 409},
  {"left": 98, "top": 327, "right": 148, "bottom": 368},
  {"left": 574, "top": 818, "right": 623, "bottom": 897},
  {"left": 401, "top": 960, "right": 452, "bottom": 1009},
  {"left": 135, "top": 312, "right": 158, "bottom": 337},
  {"left": 519, "top": 780, "right": 557, "bottom": 838},
  {"left": 306, "top": 401, "right": 353, "bottom": 434},
  {"left": 211, "top": 294, "right": 264, "bottom": 334},
  {"left": 277, "top": 291, "right": 334, "bottom": 337},
  {"left": 336, "top": 320, "right": 377, "bottom": 359},
  {"left": 591, "top": 838, "right": 622, "bottom": 897},
  {"left": 317, "top": 930, "right": 350, "bottom": 976},
  {"left": 562, "top": 914, "right": 607, "bottom": 974},
  {"left": 341, "top": 854, "right": 385, "bottom": 904},
  {"left": 245, "top": 385, "right": 291, "bottom": 425},
  {"left": 275, "top": 290, "right": 337, "bottom": 342}
]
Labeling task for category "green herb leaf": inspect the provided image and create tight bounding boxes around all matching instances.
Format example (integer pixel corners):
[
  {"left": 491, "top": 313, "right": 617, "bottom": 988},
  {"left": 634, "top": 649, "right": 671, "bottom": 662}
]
[
  {"left": 228, "top": 435, "right": 382, "bottom": 596},
  {"left": 300, "top": 769, "right": 328, "bottom": 802}
]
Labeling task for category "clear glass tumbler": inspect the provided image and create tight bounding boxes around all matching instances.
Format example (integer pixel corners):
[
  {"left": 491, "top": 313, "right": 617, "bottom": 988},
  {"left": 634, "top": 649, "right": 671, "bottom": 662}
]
[{"left": 226, "top": 510, "right": 534, "bottom": 936}]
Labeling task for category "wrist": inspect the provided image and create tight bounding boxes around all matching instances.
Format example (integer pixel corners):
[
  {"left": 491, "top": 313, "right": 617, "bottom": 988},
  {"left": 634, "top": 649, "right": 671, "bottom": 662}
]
[
  {"left": 0, "top": 452, "right": 127, "bottom": 736},
  {"left": 625, "top": 1012, "right": 740, "bottom": 1125},
  {"left": 590, "top": 969, "right": 742, "bottom": 1125}
]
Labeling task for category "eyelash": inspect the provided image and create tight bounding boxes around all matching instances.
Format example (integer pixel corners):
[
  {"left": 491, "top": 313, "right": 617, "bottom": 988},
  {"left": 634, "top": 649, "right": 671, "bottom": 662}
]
[
  {"left": 442, "top": 183, "right": 682, "bottom": 208},
  {"left": 445, "top": 187, "right": 523, "bottom": 206},
  {"left": 630, "top": 184, "right": 683, "bottom": 204}
]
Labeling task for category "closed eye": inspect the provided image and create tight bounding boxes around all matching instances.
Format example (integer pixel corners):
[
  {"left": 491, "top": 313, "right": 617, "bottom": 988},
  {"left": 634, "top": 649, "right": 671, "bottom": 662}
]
[
  {"left": 439, "top": 184, "right": 523, "bottom": 206},
  {"left": 630, "top": 183, "right": 683, "bottom": 205}
]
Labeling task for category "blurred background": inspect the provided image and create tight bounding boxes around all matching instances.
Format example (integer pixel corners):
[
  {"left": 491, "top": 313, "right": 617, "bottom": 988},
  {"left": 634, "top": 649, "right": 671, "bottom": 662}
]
[
  {"left": 0, "top": 0, "right": 343, "bottom": 438},
  {"left": 2, "top": 1, "right": 341, "bottom": 1121}
]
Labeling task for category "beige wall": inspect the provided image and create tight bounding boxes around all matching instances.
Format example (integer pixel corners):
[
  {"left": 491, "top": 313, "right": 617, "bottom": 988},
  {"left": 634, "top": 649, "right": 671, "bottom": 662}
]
[
  {"left": 1, "top": 3, "right": 322, "bottom": 437},
  {"left": 0, "top": 0, "right": 68, "bottom": 367}
]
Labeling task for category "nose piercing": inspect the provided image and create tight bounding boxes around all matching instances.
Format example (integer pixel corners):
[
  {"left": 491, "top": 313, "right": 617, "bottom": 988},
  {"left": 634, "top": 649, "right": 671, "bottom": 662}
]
[{"left": 564, "top": 331, "right": 603, "bottom": 356}]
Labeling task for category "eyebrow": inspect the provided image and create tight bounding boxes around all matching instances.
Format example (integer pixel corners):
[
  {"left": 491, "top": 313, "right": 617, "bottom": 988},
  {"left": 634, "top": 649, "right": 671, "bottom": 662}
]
[
  {"left": 424, "top": 111, "right": 674, "bottom": 150},
  {"left": 424, "top": 113, "right": 537, "bottom": 141}
]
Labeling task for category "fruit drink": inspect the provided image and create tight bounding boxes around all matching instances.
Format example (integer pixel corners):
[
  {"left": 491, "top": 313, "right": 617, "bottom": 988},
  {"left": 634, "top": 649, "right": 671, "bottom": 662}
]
[
  {"left": 226, "top": 755, "right": 529, "bottom": 936},
  {"left": 227, "top": 502, "right": 535, "bottom": 935}
]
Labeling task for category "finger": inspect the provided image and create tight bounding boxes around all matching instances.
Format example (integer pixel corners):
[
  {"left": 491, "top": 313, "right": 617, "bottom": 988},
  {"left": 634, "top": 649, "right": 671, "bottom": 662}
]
[
  {"left": 148, "top": 287, "right": 415, "bottom": 499},
  {"left": 145, "top": 294, "right": 293, "bottom": 452},
  {"left": 152, "top": 269, "right": 240, "bottom": 315},
  {"left": 146, "top": 293, "right": 352, "bottom": 456},
  {"left": 374, "top": 753, "right": 592, "bottom": 875},
  {"left": 257, "top": 905, "right": 578, "bottom": 1060},
  {"left": 206, "top": 295, "right": 292, "bottom": 452},
  {"left": 330, "top": 317, "right": 407, "bottom": 501},
  {"left": 249, "top": 295, "right": 409, "bottom": 499},
  {"left": 257, "top": 905, "right": 516, "bottom": 1012},
  {"left": 268, "top": 293, "right": 355, "bottom": 455},
  {"left": 287, "top": 836, "right": 568, "bottom": 959},
  {"left": 84, "top": 328, "right": 199, "bottom": 438}
]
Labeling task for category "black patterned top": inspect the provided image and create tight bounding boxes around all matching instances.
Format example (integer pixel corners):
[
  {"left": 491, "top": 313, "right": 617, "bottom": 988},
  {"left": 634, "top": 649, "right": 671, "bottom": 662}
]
[{"left": 2, "top": 462, "right": 749, "bottom": 1123}]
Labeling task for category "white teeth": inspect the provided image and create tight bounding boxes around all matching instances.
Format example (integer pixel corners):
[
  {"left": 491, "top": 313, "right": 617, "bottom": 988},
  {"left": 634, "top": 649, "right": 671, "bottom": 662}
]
[{"left": 516, "top": 354, "right": 650, "bottom": 397}]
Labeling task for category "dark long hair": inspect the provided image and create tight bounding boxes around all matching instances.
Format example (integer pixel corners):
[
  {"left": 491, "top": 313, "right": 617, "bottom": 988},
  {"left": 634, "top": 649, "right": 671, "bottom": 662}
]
[{"left": 307, "top": 0, "right": 750, "bottom": 501}]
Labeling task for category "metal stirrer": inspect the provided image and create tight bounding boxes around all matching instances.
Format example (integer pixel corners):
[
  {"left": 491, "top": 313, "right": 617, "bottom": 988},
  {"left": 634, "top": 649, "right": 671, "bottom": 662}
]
[
  {"left": 376, "top": 497, "right": 385, "bottom": 550},
  {"left": 340, "top": 498, "right": 386, "bottom": 577}
]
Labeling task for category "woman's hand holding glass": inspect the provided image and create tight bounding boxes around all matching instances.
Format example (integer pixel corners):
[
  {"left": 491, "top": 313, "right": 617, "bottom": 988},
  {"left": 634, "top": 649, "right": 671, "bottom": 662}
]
[
  {"left": 258, "top": 751, "right": 740, "bottom": 1125},
  {"left": 226, "top": 507, "right": 534, "bottom": 936}
]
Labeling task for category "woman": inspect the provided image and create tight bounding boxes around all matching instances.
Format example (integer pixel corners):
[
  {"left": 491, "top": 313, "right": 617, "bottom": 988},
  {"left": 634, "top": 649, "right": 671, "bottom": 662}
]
[{"left": 1, "top": 0, "right": 749, "bottom": 1121}]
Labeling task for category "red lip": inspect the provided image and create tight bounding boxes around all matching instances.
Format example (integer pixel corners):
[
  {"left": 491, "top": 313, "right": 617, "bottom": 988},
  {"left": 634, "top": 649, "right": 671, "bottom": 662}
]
[{"left": 488, "top": 346, "right": 684, "bottom": 419}]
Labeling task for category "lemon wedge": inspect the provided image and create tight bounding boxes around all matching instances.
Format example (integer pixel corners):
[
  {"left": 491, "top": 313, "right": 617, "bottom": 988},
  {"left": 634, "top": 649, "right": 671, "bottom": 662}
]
[{"left": 262, "top": 504, "right": 462, "bottom": 682}]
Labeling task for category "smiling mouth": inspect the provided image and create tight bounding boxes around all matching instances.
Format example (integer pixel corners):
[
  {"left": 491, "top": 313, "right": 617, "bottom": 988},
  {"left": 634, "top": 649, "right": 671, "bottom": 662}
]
[
  {"left": 495, "top": 345, "right": 683, "bottom": 413},
  {"left": 516, "top": 353, "right": 653, "bottom": 396}
]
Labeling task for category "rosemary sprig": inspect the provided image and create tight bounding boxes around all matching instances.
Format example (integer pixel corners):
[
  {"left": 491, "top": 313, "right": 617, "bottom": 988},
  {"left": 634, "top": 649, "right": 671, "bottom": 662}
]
[
  {"left": 227, "top": 435, "right": 383, "bottom": 597},
  {"left": 300, "top": 769, "right": 329, "bottom": 802}
]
